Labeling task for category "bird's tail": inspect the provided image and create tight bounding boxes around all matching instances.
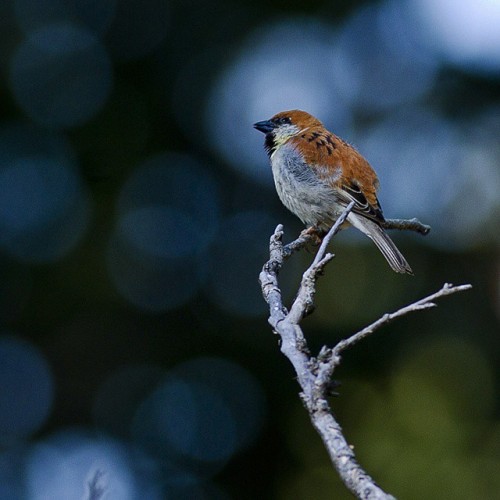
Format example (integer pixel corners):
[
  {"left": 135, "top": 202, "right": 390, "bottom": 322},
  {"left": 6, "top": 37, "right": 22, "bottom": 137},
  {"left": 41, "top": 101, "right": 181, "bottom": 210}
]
[{"left": 347, "top": 213, "right": 413, "bottom": 275}]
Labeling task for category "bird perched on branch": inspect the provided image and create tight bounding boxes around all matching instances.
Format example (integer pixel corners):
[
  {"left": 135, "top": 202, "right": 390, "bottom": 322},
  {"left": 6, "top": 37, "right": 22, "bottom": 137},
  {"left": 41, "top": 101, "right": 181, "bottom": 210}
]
[{"left": 254, "top": 109, "right": 413, "bottom": 274}]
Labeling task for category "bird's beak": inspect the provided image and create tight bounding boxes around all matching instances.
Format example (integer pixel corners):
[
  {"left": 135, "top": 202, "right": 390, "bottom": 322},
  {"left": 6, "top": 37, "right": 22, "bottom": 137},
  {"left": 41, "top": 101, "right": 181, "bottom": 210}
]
[{"left": 253, "top": 120, "right": 275, "bottom": 134}]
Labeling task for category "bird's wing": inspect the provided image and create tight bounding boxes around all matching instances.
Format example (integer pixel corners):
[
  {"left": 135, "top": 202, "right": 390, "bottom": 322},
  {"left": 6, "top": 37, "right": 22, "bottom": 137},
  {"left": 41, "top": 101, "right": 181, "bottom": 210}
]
[
  {"left": 291, "top": 129, "right": 386, "bottom": 224},
  {"left": 339, "top": 180, "right": 385, "bottom": 223}
]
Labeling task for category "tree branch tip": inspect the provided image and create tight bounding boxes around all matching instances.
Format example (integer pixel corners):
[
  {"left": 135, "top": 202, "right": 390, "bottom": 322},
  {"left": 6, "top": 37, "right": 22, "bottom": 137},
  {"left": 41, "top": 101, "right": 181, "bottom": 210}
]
[
  {"left": 318, "top": 345, "right": 332, "bottom": 360},
  {"left": 383, "top": 217, "right": 431, "bottom": 235},
  {"left": 317, "top": 253, "right": 335, "bottom": 267},
  {"left": 271, "top": 226, "right": 284, "bottom": 240},
  {"left": 447, "top": 282, "right": 472, "bottom": 289},
  {"left": 412, "top": 218, "right": 431, "bottom": 235},
  {"left": 86, "top": 469, "right": 106, "bottom": 500},
  {"left": 441, "top": 282, "right": 473, "bottom": 294},
  {"left": 419, "top": 302, "right": 437, "bottom": 310}
]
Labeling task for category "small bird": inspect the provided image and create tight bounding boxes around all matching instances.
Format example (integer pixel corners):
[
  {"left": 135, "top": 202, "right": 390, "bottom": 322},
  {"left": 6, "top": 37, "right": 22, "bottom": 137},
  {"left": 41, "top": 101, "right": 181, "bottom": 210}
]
[{"left": 254, "top": 110, "right": 413, "bottom": 274}]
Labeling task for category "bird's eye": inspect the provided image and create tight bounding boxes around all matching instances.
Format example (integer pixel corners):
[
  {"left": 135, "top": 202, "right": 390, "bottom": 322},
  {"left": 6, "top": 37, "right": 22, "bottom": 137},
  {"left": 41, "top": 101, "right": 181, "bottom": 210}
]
[{"left": 275, "top": 117, "right": 291, "bottom": 125}]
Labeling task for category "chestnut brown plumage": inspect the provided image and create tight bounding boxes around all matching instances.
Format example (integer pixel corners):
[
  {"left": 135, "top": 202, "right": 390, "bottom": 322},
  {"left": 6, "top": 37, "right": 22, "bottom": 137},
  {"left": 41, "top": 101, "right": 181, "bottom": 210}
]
[{"left": 254, "top": 110, "right": 413, "bottom": 274}]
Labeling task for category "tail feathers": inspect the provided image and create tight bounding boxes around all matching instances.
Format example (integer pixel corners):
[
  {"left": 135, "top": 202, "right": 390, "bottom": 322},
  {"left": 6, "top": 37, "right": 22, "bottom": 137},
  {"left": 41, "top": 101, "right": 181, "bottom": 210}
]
[{"left": 348, "top": 213, "right": 413, "bottom": 275}]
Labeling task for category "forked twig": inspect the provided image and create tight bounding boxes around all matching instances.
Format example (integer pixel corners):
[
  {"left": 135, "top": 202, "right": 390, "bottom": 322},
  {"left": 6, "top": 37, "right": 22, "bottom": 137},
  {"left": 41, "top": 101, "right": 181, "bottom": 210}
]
[{"left": 259, "top": 206, "right": 471, "bottom": 499}]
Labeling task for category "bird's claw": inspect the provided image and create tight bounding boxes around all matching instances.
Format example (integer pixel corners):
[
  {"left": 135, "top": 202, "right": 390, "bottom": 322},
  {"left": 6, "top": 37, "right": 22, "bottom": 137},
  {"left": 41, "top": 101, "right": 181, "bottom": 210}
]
[{"left": 300, "top": 226, "right": 324, "bottom": 246}]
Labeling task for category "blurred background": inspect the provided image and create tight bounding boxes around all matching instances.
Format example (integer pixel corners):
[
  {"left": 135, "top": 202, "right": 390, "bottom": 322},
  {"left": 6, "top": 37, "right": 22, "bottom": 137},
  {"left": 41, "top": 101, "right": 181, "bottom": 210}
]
[{"left": 0, "top": 0, "right": 499, "bottom": 498}]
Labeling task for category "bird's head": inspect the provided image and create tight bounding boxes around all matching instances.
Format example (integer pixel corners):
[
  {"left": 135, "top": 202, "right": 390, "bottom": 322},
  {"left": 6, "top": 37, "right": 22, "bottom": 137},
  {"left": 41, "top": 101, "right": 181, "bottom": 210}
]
[{"left": 253, "top": 110, "right": 323, "bottom": 155}]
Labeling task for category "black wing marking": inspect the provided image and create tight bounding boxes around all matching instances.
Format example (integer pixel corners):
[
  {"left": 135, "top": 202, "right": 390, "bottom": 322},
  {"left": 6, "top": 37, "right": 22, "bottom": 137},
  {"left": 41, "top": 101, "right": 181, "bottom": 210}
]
[{"left": 341, "top": 182, "right": 385, "bottom": 223}]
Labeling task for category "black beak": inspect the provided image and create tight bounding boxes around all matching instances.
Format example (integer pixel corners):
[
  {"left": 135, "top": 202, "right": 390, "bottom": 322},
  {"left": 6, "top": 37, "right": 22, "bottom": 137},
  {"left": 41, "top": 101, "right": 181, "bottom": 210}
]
[{"left": 253, "top": 120, "right": 275, "bottom": 134}]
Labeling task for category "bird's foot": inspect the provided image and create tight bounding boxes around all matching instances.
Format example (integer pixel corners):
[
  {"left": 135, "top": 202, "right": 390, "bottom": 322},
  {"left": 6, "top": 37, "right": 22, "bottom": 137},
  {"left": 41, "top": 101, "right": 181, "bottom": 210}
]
[{"left": 300, "top": 226, "right": 324, "bottom": 246}]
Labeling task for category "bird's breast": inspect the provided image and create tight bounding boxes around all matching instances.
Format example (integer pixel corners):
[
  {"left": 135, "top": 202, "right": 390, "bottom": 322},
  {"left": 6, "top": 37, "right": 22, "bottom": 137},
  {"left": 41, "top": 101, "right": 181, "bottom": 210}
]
[{"left": 270, "top": 144, "right": 344, "bottom": 228}]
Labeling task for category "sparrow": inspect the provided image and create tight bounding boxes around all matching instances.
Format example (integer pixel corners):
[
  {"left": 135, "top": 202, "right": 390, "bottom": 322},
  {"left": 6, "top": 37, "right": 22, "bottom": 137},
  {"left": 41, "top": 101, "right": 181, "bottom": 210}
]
[{"left": 254, "top": 110, "right": 413, "bottom": 274}]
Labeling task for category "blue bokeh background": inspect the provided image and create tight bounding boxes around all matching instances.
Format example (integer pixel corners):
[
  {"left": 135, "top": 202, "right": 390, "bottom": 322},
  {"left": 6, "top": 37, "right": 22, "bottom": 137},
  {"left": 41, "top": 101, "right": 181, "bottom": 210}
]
[{"left": 0, "top": 0, "right": 499, "bottom": 498}]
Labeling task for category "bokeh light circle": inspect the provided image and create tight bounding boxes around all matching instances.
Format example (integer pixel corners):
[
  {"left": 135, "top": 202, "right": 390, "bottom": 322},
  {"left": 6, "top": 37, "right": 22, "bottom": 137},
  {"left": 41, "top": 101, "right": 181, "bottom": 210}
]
[
  {"left": 355, "top": 107, "right": 500, "bottom": 249},
  {"left": 132, "top": 357, "right": 265, "bottom": 470},
  {"left": 440, "top": 106, "right": 500, "bottom": 248},
  {"left": 354, "top": 109, "right": 462, "bottom": 240},
  {"left": 109, "top": 152, "right": 220, "bottom": 312},
  {"left": 169, "top": 357, "right": 266, "bottom": 452},
  {"left": 408, "top": 0, "right": 500, "bottom": 73},
  {"left": 133, "top": 378, "right": 237, "bottom": 466},
  {"left": 0, "top": 124, "right": 90, "bottom": 263},
  {"left": 329, "top": 1, "right": 438, "bottom": 111},
  {"left": 9, "top": 22, "right": 113, "bottom": 128},
  {"left": 205, "top": 18, "right": 351, "bottom": 185},
  {"left": 92, "top": 364, "right": 166, "bottom": 439},
  {"left": 0, "top": 448, "right": 26, "bottom": 499},
  {"left": 108, "top": 207, "right": 204, "bottom": 312},
  {"left": 0, "top": 335, "right": 54, "bottom": 444},
  {"left": 117, "top": 153, "right": 220, "bottom": 249},
  {"left": 439, "top": 135, "right": 500, "bottom": 248},
  {"left": 25, "top": 430, "right": 137, "bottom": 500}
]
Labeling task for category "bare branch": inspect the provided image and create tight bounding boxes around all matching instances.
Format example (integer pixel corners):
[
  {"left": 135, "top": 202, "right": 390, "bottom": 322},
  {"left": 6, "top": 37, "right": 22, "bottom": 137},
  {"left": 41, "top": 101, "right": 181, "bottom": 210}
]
[
  {"left": 333, "top": 283, "right": 473, "bottom": 358},
  {"left": 259, "top": 204, "right": 472, "bottom": 500},
  {"left": 382, "top": 217, "right": 431, "bottom": 235},
  {"left": 287, "top": 201, "right": 355, "bottom": 324},
  {"left": 311, "top": 201, "right": 356, "bottom": 267},
  {"left": 86, "top": 469, "right": 106, "bottom": 500},
  {"left": 259, "top": 225, "right": 287, "bottom": 323},
  {"left": 283, "top": 230, "right": 314, "bottom": 259}
]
